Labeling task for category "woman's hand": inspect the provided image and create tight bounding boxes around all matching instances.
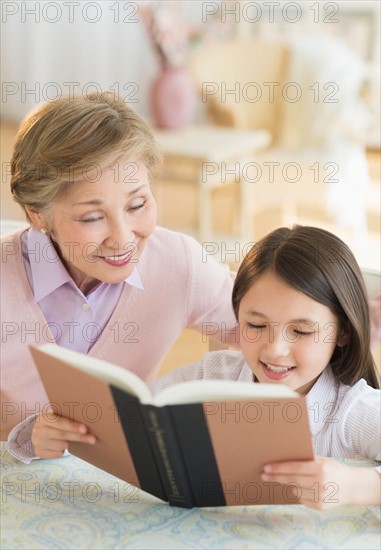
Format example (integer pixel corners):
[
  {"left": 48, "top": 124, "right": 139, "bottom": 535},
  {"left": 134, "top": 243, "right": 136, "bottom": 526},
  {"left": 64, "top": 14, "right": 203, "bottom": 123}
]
[
  {"left": 31, "top": 410, "right": 96, "bottom": 459},
  {"left": 261, "top": 456, "right": 380, "bottom": 510}
]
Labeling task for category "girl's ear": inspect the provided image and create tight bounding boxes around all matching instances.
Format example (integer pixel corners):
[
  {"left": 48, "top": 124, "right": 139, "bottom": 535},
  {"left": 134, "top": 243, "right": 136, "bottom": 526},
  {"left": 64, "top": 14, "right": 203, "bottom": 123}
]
[
  {"left": 337, "top": 324, "right": 350, "bottom": 347},
  {"left": 24, "top": 206, "right": 48, "bottom": 231}
]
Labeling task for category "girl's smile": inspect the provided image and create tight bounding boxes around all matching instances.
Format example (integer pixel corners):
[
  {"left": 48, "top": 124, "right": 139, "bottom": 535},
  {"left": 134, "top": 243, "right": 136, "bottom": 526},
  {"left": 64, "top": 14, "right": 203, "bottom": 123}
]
[{"left": 260, "top": 361, "right": 296, "bottom": 380}]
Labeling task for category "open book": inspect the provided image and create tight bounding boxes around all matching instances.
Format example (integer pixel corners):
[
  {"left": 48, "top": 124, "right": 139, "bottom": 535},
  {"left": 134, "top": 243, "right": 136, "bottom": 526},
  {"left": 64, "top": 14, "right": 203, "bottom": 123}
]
[{"left": 30, "top": 344, "right": 314, "bottom": 508}]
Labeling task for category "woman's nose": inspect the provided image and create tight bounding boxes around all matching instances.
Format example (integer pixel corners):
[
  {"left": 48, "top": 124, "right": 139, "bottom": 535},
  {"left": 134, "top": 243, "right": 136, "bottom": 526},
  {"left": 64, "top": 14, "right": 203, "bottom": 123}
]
[{"left": 104, "top": 220, "right": 135, "bottom": 251}]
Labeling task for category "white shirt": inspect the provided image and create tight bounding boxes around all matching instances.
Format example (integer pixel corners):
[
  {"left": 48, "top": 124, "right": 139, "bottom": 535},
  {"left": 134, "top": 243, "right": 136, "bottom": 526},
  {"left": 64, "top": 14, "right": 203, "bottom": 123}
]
[
  {"left": 149, "top": 351, "right": 381, "bottom": 462},
  {"left": 8, "top": 351, "right": 381, "bottom": 466}
]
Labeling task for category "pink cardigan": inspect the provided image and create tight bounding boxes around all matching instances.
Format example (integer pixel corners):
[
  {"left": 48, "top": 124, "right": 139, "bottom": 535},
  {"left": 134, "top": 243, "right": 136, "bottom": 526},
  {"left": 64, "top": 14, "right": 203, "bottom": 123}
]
[{"left": 1, "top": 226, "right": 237, "bottom": 438}]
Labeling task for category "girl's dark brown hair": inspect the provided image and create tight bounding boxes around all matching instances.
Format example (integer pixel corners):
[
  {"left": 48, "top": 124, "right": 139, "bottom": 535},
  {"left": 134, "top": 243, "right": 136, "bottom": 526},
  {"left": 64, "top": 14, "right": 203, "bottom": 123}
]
[{"left": 232, "top": 225, "right": 379, "bottom": 389}]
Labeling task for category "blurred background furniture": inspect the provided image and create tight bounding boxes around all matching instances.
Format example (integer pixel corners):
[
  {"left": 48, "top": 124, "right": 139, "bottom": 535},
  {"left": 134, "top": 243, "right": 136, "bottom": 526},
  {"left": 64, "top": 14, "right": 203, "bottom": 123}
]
[
  {"left": 1, "top": 1, "right": 379, "bottom": 378},
  {"left": 153, "top": 125, "right": 270, "bottom": 242},
  {"left": 189, "top": 35, "right": 377, "bottom": 269}
]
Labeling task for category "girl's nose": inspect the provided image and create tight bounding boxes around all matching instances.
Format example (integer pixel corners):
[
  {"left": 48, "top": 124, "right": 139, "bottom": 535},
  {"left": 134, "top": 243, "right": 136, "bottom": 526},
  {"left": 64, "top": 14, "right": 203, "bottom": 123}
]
[{"left": 263, "top": 326, "right": 291, "bottom": 359}]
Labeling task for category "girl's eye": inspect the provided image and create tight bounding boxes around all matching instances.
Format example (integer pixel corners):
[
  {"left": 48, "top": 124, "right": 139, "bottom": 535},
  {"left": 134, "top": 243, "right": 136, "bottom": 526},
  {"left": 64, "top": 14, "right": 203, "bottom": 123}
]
[{"left": 294, "top": 330, "right": 314, "bottom": 336}]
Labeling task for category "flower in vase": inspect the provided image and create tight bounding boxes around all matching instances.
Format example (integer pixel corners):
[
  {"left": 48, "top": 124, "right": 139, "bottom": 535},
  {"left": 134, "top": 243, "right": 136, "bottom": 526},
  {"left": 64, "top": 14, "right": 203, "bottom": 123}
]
[{"left": 140, "top": 1, "right": 194, "bottom": 68}]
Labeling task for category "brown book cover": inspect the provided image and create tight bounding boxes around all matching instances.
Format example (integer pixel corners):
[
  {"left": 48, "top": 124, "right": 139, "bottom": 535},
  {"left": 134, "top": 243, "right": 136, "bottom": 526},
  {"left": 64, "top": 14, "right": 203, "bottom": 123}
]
[{"left": 30, "top": 343, "right": 314, "bottom": 508}]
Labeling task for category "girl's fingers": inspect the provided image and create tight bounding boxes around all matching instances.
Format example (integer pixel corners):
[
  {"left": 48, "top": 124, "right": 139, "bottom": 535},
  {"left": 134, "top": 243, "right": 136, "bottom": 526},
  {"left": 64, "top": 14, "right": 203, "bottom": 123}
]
[
  {"left": 263, "top": 460, "right": 319, "bottom": 475},
  {"left": 261, "top": 473, "right": 313, "bottom": 486}
]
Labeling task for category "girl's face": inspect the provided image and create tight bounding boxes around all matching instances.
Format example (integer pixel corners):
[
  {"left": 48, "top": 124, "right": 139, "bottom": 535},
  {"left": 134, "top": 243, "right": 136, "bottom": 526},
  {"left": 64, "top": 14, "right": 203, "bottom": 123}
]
[
  {"left": 238, "top": 270, "right": 343, "bottom": 395},
  {"left": 33, "top": 160, "right": 157, "bottom": 293}
]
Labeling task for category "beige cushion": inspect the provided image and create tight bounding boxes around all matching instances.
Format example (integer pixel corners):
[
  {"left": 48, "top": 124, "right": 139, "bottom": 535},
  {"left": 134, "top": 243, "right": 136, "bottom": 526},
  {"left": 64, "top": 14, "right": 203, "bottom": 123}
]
[{"left": 189, "top": 40, "right": 289, "bottom": 141}]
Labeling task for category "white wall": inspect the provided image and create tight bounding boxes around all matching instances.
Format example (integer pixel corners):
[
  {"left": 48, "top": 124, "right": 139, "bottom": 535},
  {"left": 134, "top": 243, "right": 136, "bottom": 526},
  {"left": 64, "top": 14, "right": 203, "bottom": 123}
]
[
  {"left": 1, "top": 0, "right": 379, "bottom": 129},
  {"left": 1, "top": 1, "right": 161, "bottom": 121}
]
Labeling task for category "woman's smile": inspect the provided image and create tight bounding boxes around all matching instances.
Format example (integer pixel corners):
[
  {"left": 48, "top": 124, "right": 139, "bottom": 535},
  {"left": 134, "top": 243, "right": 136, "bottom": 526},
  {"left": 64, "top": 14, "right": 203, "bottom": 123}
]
[{"left": 98, "top": 250, "right": 135, "bottom": 266}]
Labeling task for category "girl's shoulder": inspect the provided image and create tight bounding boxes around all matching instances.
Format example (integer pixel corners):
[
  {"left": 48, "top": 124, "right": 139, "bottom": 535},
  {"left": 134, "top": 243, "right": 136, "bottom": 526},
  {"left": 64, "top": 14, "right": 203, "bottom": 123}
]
[
  {"left": 337, "top": 376, "right": 380, "bottom": 414},
  {"left": 339, "top": 375, "right": 380, "bottom": 395},
  {"left": 149, "top": 351, "right": 249, "bottom": 396},
  {"left": 309, "top": 367, "right": 380, "bottom": 417}
]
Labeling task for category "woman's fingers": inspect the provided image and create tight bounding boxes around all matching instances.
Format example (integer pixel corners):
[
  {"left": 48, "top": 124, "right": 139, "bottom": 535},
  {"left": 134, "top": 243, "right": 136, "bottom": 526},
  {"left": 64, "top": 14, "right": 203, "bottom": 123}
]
[
  {"left": 31, "top": 411, "right": 96, "bottom": 459},
  {"left": 35, "top": 410, "right": 89, "bottom": 434}
]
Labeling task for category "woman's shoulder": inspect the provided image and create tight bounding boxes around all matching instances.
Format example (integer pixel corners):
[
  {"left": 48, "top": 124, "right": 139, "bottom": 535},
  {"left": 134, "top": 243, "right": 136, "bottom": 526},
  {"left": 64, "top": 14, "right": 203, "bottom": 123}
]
[
  {"left": 0, "top": 229, "right": 26, "bottom": 264},
  {"left": 149, "top": 226, "right": 200, "bottom": 249},
  {"left": 142, "top": 226, "right": 204, "bottom": 269},
  {"left": 0, "top": 227, "right": 24, "bottom": 245}
]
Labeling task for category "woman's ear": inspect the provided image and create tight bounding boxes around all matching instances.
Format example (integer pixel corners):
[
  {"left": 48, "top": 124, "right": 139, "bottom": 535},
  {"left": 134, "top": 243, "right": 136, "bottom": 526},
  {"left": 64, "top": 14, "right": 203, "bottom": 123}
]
[{"left": 24, "top": 206, "right": 47, "bottom": 231}]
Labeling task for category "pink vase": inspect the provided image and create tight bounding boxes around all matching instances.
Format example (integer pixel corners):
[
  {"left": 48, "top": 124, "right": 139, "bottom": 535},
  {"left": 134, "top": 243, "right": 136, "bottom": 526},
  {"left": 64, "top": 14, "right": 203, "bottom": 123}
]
[{"left": 150, "top": 65, "right": 196, "bottom": 129}]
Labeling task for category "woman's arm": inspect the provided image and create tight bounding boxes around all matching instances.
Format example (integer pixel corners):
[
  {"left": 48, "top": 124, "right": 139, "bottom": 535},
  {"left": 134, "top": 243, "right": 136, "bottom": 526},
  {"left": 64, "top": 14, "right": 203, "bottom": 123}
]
[
  {"left": 261, "top": 457, "right": 380, "bottom": 510},
  {"left": 31, "top": 411, "right": 96, "bottom": 458},
  {"left": 185, "top": 234, "right": 239, "bottom": 348},
  {"left": 7, "top": 411, "right": 96, "bottom": 462}
]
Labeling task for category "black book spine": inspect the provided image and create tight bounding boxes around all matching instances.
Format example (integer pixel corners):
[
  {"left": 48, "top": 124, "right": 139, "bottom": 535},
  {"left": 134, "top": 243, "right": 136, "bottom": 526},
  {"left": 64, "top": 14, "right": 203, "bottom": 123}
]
[
  {"left": 110, "top": 387, "right": 167, "bottom": 502},
  {"left": 169, "top": 404, "right": 225, "bottom": 507},
  {"left": 141, "top": 404, "right": 195, "bottom": 508}
]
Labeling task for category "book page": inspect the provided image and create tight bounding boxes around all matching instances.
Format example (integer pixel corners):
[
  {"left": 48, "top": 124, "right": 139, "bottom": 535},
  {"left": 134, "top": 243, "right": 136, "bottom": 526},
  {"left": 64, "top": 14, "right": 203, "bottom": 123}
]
[
  {"left": 151, "top": 380, "right": 298, "bottom": 406},
  {"left": 34, "top": 343, "right": 152, "bottom": 401}
]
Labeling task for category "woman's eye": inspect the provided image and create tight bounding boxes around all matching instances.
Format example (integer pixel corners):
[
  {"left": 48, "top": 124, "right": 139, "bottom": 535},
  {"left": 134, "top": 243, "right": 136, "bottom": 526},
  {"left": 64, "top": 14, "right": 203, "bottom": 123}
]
[
  {"left": 129, "top": 200, "right": 146, "bottom": 211},
  {"left": 247, "top": 323, "right": 265, "bottom": 329},
  {"left": 80, "top": 216, "right": 103, "bottom": 223}
]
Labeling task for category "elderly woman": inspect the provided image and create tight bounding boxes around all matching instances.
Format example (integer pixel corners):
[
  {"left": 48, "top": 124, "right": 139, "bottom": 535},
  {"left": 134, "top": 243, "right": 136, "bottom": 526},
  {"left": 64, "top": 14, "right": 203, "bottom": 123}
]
[{"left": 1, "top": 92, "right": 238, "bottom": 439}]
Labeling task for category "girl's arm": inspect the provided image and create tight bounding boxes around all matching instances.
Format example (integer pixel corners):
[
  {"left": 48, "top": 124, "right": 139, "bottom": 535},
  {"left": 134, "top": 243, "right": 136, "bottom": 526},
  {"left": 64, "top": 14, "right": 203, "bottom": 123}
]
[{"left": 261, "top": 457, "right": 380, "bottom": 509}]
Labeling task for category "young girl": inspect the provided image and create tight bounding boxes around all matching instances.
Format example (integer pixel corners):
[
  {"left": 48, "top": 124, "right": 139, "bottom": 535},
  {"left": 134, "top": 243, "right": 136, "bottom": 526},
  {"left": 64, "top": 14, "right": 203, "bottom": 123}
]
[
  {"left": 1, "top": 92, "right": 238, "bottom": 439},
  {"left": 8, "top": 225, "right": 380, "bottom": 510}
]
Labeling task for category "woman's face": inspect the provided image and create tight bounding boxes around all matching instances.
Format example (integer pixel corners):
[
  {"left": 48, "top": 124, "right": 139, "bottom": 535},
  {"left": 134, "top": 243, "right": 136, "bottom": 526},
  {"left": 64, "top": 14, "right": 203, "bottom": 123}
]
[
  {"left": 238, "top": 270, "right": 342, "bottom": 395},
  {"left": 35, "top": 160, "right": 157, "bottom": 292}
]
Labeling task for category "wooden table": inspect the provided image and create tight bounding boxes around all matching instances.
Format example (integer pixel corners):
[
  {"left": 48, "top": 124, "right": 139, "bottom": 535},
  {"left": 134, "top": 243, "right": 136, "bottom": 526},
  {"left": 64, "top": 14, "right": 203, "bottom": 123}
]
[{"left": 153, "top": 125, "right": 271, "bottom": 243}]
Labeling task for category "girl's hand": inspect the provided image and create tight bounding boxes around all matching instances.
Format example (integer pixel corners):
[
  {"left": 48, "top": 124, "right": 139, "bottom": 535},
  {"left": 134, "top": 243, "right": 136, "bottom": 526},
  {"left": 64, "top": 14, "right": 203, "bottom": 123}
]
[
  {"left": 31, "top": 410, "right": 96, "bottom": 459},
  {"left": 261, "top": 456, "right": 380, "bottom": 510}
]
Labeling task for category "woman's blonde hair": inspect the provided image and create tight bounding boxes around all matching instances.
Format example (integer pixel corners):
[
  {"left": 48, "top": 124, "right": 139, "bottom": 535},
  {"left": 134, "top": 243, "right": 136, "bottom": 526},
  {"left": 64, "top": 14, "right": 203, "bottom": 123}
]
[{"left": 11, "top": 92, "right": 162, "bottom": 222}]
